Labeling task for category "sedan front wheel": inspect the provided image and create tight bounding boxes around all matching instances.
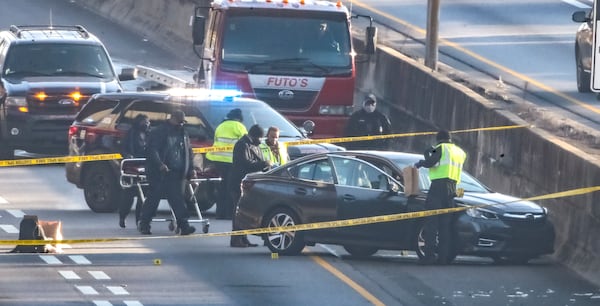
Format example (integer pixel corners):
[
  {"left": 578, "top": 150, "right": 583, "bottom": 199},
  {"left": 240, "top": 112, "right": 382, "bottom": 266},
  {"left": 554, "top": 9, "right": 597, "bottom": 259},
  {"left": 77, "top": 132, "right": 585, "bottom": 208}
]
[{"left": 263, "top": 208, "right": 305, "bottom": 256}]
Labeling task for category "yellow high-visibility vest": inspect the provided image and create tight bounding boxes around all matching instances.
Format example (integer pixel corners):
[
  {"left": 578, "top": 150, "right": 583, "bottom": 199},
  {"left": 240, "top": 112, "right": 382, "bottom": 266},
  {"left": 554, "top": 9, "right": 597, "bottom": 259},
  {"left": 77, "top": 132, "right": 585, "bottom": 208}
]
[
  {"left": 428, "top": 143, "right": 466, "bottom": 183},
  {"left": 259, "top": 142, "right": 288, "bottom": 166},
  {"left": 206, "top": 120, "right": 247, "bottom": 163}
]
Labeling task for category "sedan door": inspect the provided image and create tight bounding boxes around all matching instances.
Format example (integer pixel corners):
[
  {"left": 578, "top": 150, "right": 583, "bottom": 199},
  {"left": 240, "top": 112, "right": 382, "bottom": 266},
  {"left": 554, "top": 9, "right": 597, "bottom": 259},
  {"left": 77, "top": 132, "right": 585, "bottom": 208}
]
[{"left": 331, "top": 156, "right": 411, "bottom": 246}]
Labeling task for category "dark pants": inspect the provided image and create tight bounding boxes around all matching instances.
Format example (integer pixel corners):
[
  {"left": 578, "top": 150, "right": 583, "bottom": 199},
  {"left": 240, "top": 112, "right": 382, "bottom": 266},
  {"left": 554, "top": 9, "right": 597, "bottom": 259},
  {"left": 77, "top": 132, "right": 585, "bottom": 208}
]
[
  {"left": 140, "top": 171, "right": 190, "bottom": 227},
  {"left": 119, "top": 189, "right": 144, "bottom": 223},
  {"left": 423, "top": 178, "right": 457, "bottom": 262},
  {"left": 214, "top": 161, "right": 234, "bottom": 219}
]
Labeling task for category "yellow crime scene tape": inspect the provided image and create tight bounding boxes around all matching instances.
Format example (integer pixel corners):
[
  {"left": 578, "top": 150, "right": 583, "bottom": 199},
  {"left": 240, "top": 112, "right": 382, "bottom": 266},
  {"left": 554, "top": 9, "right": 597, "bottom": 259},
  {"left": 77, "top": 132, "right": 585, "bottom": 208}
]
[
  {"left": 1, "top": 185, "right": 598, "bottom": 246},
  {"left": 0, "top": 124, "right": 529, "bottom": 166}
]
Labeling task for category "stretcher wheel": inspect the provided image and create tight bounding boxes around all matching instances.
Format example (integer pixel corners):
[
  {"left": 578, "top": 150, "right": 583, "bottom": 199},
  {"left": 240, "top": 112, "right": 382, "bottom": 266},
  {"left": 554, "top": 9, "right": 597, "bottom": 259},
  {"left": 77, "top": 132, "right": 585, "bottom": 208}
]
[
  {"left": 203, "top": 224, "right": 209, "bottom": 234},
  {"left": 168, "top": 221, "right": 175, "bottom": 232}
]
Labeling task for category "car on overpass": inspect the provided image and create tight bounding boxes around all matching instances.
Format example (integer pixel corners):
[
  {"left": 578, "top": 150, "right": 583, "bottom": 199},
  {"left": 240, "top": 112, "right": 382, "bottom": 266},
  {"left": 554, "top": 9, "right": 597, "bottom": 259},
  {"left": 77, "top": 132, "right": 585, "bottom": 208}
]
[
  {"left": 234, "top": 151, "right": 556, "bottom": 264},
  {"left": 65, "top": 88, "right": 343, "bottom": 213},
  {"left": 572, "top": 9, "right": 594, "bottom": 93}
]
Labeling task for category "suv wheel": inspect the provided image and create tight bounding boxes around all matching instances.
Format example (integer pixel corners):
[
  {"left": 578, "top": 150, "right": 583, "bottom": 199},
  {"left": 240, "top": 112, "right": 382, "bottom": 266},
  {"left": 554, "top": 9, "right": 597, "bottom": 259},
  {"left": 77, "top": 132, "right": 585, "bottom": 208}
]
[{"left": 83, "top": 163, "right": 130, "bottom": 213}]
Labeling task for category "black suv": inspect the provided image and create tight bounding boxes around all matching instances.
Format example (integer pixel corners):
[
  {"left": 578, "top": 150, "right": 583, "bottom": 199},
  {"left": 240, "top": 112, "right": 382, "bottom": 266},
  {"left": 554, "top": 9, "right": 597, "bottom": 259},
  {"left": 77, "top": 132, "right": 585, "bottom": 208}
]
[
  {"left": 0, "top": 25, "right": 134, "bottom": 159},
  {"left": 65, "top": 89, "right": 343, "bottom": 213}
]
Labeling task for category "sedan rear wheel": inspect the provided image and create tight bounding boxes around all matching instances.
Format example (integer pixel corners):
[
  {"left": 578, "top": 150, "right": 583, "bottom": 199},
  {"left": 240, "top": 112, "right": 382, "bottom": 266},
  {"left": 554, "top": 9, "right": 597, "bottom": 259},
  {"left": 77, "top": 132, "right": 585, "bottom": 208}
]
[
  {"left": 263, "top": 208, "right": 305, "bottom": 256},
  {"left": 343, "top": 245, "right": 378, "bottom": 257}
]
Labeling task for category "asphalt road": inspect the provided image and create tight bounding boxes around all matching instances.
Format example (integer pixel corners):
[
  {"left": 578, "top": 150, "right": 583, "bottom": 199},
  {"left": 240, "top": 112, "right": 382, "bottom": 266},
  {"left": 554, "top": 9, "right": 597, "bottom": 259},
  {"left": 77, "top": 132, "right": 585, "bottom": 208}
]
[{"left": 1, "top": 1, "right": 600, "bottom": 305}]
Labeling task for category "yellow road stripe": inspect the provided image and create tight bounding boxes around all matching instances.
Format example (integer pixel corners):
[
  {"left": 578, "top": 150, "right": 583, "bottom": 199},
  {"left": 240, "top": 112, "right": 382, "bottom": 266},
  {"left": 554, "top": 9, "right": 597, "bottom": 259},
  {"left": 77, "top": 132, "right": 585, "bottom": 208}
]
[
  {"left": 2, "top": 185, "right": 598, "bottom": 246},
  {"left": 311, "top": 255, "right": 385, "bottom": 306}
]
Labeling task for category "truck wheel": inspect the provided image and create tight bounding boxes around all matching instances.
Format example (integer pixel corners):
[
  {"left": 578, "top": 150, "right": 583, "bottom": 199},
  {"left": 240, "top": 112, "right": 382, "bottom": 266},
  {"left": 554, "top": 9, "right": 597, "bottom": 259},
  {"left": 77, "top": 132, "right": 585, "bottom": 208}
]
[{"left": 83, "top": 163, "right": 129, "bottom": 213}]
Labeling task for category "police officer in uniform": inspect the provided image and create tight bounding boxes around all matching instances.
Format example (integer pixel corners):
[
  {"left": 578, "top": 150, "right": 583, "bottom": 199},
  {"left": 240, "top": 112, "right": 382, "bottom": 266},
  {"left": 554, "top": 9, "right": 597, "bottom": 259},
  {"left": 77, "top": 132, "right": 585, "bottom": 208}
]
[
  {"left": 343, "top": 94, "right": 392, "bottom": 150},
  {"left": 414, "top": 130, "right": 467, "bottom": 264},
  {"left": 206, "top": 108, "right": 247, "bottom": 219}
]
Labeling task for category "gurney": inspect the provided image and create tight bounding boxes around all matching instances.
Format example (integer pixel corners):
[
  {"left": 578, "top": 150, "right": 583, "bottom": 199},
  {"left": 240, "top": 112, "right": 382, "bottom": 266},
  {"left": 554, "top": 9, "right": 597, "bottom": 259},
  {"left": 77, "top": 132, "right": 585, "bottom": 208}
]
[{"left": 119, "top": 158, "right": 217, "bottom": 234}]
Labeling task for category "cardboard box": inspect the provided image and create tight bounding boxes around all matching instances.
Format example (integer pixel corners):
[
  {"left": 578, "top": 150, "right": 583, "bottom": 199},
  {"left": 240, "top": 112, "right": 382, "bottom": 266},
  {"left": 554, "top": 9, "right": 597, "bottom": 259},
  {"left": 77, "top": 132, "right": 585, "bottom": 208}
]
[{"left": 402, "top": 166, "right": 420, "bottom": 196}]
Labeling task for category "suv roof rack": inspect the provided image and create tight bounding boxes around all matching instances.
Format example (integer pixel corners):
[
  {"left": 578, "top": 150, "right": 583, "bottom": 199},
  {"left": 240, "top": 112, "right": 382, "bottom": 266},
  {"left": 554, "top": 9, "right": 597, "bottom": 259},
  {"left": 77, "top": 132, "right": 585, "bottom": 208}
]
[{"left": 8, "top": 25, "right": 90, "bottom": 39}]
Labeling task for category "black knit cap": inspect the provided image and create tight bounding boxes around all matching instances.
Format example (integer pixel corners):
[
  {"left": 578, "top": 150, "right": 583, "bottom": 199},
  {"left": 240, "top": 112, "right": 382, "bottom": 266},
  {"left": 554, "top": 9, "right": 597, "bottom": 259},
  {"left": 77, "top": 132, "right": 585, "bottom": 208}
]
[
  {"left": 226, "top": 108, "right": 243, "bottom": 121},
  {"left": 248, "top": 124, "right": 264, "bottom": 138},
  {"left": 436, "top": 130, "right": 451, "bottom": 141}
]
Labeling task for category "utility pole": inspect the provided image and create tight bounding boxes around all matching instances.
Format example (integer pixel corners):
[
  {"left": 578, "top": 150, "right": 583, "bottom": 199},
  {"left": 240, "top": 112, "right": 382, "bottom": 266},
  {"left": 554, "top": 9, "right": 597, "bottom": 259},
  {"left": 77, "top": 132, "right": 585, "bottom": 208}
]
[{"left": 425, "top": 0, "right": 440, "bottom": 70}]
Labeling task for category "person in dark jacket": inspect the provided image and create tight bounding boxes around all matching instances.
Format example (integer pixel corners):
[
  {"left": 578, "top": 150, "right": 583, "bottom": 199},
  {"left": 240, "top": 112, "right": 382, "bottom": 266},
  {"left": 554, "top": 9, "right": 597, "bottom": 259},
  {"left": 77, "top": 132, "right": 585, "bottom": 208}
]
[
  {"left": 119, "top": 113, "right": 150, "bottom": 228},
  {"left": 343, "top": 94, "right": 392, "bottom": 150},
  {"left": 414, "top": 130, "right": 467, "bottom": 264},
  {"left": 229, "top": 124, "right": 271, "bottom": 247},
  {"left": 138, "top": 110, "right": 196, "bottom": 236}
]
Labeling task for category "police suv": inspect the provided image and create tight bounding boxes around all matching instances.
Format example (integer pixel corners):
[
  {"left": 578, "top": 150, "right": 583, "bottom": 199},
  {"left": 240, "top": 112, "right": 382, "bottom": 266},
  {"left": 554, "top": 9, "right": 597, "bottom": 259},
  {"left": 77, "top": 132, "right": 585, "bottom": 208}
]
[
  {"left": 0, "top": 25, "right": 134, "bottom": 159},
  {"left": 65, "top": 88, "right": 343, "bottom": 213}
]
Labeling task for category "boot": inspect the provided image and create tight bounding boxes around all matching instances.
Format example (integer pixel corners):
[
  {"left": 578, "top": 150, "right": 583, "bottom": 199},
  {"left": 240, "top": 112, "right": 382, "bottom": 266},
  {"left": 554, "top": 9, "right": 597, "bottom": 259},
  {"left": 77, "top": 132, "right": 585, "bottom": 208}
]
[
  {"left": 179, "top": 224, "right": 196, "bottom": 236},
  {"left": 138, "top": 222, "right": 151, "bottom": 235},
  {"left": 230, "top": 236, "right": 248, "bottom": 248},
  {"left": 242, "top": 236, "right": 258, "bottom": 247},
  {"left": 119, "top": 215, "right": 126, "bottom": 229}
]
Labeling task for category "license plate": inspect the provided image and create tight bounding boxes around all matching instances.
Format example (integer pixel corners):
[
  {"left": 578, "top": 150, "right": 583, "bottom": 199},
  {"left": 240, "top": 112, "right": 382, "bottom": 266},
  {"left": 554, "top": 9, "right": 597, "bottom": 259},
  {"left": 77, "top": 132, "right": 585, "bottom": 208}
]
[{"left": 79, "top": 129, "right": 86, "bottom": 139}]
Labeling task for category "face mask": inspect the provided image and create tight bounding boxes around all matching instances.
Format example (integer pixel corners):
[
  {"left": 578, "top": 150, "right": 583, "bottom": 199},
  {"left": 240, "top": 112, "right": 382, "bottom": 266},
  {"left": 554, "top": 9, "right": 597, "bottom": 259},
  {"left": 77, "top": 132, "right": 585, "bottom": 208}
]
[{"left": 364, "top": 105, "right": 376, "bottom": 113}]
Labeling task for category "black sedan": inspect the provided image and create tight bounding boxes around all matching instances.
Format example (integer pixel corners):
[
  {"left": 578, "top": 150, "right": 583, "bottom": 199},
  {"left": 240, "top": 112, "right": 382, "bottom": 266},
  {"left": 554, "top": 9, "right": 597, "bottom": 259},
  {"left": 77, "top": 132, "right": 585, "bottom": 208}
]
[{"left": 235, "top": 151, "right": 555, "bottom": 264}]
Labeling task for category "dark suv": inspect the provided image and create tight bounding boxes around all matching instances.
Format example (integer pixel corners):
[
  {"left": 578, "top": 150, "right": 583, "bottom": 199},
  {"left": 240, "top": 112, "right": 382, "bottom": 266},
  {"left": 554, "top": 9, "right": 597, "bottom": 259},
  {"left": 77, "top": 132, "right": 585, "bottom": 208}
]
[
  {"left": 0, "top": 25, "right": 134, "bottom": 159},
  {"left": 65, "top": 89, "right": 343, "bottom": 213}
]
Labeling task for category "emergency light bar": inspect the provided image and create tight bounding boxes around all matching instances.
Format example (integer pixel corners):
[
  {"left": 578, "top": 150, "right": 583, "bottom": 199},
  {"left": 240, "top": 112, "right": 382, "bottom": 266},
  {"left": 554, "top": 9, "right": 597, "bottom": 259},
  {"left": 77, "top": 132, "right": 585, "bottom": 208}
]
[{"left": 166, "top": 88, "right": 243, "bottom": 102}]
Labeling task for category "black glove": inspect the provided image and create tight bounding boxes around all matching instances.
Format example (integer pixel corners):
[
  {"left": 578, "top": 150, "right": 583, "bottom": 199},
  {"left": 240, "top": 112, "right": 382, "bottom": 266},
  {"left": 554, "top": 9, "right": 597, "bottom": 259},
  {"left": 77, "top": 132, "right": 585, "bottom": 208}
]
[{"left": 414, "top": 161, "right": 421, "bottom": 169}]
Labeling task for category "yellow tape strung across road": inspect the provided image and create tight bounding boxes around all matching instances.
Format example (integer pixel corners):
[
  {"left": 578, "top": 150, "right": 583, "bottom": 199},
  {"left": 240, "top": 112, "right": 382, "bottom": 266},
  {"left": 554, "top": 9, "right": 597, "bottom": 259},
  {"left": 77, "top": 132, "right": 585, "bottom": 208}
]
[
  {"left": 1, "top": 185, "right": 598, "bottom": 246},
  {"left": 0, "top": 153, "right": 122, "bottom": 167},
  {"left": 0, "top": 124, "right": 528, "bottom": 166}
]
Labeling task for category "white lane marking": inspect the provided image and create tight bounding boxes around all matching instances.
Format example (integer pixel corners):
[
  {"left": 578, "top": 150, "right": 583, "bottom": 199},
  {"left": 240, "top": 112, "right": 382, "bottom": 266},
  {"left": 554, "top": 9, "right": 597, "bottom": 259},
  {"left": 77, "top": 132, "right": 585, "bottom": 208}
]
[
  {"left": 563, "top": 0, "right": 592, "bottom": 8},
  {"left": 40, "top": 255, "right": 62, "bottom": 265},
  {"left": 0, "top": 196, "right": 8, "bottom": 204},
  {"left": 88, "top": 271, "right": 111, "bottom": 280},
  {"left": 124, "top": 301, "right": 144, "bottom": 306},
  {"left": 107, "top": 286, "right": 129, "bottom": 295},
  {"left": 69, "top": 255, "right": 91, "bottom": 265},
  {"left": 59, "top": 270, "right": 81, "bottom": 280},
  {"left": 0, "top": 224, "right": 19, "bottom": 233},
  {"left": 75, "top": 285, "right": 99, "bottom": 295},
  {"left": 6, "top": 209, "right": 25, "bottom": 218},
  {"left": 93, "top": 301, "right": 113, "bottom": 306}
]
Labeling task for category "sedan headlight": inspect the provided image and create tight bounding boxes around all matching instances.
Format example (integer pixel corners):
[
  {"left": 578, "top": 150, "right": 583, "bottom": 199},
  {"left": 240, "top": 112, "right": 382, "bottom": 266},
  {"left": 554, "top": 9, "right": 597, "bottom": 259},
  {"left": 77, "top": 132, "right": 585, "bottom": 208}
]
[{"left": 466, "top": 207, "right": 498, "bottom": 220}]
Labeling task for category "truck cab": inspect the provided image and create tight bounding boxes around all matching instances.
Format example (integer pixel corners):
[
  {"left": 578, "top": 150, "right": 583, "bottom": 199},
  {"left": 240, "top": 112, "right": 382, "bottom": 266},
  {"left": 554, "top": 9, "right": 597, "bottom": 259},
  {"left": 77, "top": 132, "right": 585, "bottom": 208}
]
[{"left": 192, "top": 0, "right": 376, "bottom": 138}]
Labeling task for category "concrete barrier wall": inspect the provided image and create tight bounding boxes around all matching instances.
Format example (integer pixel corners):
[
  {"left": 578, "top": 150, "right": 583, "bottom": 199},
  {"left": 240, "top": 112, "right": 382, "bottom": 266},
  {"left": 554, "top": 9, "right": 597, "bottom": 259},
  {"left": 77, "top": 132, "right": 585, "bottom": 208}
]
[{"left": 75, "top": 0, "right": 600, "bottom": 285}]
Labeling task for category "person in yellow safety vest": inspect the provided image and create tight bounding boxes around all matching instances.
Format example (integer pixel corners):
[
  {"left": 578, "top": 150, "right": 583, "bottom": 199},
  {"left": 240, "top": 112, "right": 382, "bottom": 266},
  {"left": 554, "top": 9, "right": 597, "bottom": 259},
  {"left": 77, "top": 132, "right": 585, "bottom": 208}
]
[
  {"left": 414, "top": 130, "right": 467, "bottom": 265},
  {"left": 259, "top": 126, "right": 288, "bottom": 167},
  {"left": 206, "top": 108, "right": 247, "bottom": 219}
]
